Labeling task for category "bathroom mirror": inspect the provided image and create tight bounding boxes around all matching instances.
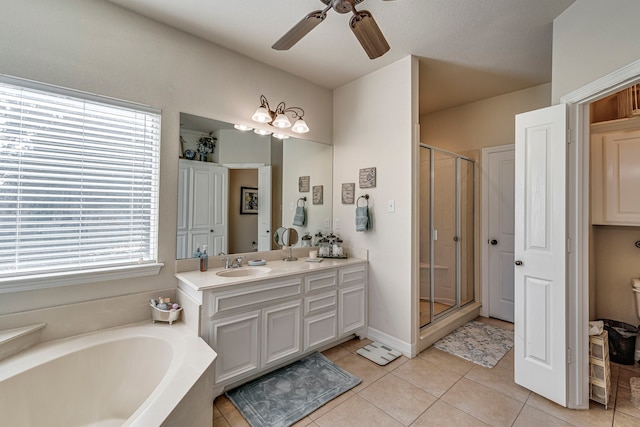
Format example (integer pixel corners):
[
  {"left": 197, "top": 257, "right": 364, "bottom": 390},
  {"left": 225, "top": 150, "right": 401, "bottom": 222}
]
[{"left": 176, "top": 112, "right": 333, "bottom": 259}]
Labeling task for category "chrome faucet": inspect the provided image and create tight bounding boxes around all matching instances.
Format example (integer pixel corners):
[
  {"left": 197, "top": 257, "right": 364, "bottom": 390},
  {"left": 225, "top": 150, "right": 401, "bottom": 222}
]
[{"left": 224, "top": 256, "right": 244, "bottom": 269}]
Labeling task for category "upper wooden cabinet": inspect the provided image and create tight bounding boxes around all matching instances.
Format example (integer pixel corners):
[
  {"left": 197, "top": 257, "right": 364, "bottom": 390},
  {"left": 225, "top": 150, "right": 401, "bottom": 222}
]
[{"left": 591, "top": 118, "right": 640, "bottom": 225}]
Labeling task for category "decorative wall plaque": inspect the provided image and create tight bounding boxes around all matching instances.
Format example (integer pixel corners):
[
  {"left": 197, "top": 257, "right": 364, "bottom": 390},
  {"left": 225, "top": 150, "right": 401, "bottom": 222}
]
[
  {"left": 298, "top": 176, "right": 310, "bottom": 192},
  {"left": 312, "top": 185, "right": 323, "bottom": 205},
  {"left": 359, "top": 167, "right": 376, "bottom": 189},
  {"left": 342, "top": 183, "right": 355, "bottom": 204}
]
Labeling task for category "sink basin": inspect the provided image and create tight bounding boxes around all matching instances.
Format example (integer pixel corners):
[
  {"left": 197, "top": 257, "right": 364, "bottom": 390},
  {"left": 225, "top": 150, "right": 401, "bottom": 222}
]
[{"left": 216, "top": 267, "right": 271, "bottom": 278}]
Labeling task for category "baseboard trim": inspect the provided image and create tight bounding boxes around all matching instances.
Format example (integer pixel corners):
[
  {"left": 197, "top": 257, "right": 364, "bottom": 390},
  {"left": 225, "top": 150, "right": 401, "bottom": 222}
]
[{"left": 366, "top": 327, "right": 414, "bottom": 358}]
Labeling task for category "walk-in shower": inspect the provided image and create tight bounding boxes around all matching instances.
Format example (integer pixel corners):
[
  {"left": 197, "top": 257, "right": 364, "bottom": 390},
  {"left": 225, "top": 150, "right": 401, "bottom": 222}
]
[{"left": 419, "top": 144, "right": 475, "bottom": 328}]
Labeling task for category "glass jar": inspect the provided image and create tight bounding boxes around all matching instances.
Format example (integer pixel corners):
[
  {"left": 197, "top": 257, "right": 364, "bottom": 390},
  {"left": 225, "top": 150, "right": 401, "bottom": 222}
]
[
  {"left": 333, "top": 238, "right": 344, "bottom": 257},
  {"left": 313, "top": 230, "right": 324, "bottom": 247},
  {"left": 301, "top": 232, "right": 312, "bottom": 247},
  {"left": 318, "top": 238, "right": 331, "bottom": 257}
]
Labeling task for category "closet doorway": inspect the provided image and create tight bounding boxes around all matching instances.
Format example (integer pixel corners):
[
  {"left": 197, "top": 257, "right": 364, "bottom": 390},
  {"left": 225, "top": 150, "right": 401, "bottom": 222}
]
[{"left": 419, "top": 144, "right": 475, "bottom": 328}]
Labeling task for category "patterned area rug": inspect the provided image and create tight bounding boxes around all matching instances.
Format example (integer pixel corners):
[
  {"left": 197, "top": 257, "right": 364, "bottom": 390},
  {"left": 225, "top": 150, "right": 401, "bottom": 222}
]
[
  {"left": 434, "top": 321, "right": 514, "bottom": 368},
  {"left": 225, "top": 352, "right": 361, "bottom": 427}
]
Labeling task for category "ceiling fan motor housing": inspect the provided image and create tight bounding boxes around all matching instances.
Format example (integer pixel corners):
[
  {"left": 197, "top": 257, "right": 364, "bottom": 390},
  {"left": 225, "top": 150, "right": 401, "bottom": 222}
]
[{"left": 328, "top": 0, "right": 365, "bottom": 14}]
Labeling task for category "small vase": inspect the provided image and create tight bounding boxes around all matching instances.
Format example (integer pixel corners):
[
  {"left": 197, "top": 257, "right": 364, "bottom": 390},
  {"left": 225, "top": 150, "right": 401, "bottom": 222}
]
[{"left": 199, "top": 153, "right": 208, "bottom": 162}]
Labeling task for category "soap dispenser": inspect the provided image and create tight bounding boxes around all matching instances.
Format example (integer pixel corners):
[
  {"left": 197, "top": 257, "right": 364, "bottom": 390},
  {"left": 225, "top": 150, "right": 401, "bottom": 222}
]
[{"left": 200, "top": 245, "right": 209, "bottom": 272}]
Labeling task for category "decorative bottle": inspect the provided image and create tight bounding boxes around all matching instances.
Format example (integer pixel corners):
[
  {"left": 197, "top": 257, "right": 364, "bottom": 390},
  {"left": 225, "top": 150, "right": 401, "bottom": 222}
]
[{"left": 200, "top": 245, "right": 208, "bottom": 272}]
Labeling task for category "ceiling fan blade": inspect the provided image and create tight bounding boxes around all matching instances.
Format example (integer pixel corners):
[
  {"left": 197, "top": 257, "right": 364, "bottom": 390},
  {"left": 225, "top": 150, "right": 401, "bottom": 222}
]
[
  {"left": 272, "top": 10, "right": 327, "bottom": 50},
  {"left": 349, "top": 10, "right": 390, "bottom": 59}
]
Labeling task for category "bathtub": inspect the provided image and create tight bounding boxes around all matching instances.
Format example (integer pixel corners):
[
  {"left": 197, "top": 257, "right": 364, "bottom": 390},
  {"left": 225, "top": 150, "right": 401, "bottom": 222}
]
[{"left": 0, "top": 322, "right": 216, "bottom": 427}]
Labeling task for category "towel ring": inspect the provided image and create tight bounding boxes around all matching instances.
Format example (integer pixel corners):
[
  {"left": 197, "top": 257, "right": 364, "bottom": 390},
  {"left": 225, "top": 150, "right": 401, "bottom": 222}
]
[
  {"left": 357, "top": 194, "right": 369, "bottom": 207},
  {"left": 297, "top": 197, "right": 307, "bottom": 207}
]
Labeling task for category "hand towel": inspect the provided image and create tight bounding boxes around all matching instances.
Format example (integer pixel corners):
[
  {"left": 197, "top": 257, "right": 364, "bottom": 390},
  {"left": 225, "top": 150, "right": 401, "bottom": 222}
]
[
  {"left": 355, "top": 206, "right": 372, "bottom": 231},
  {"left": 293, "top": 206, "right": 306, "bottom": 226}
]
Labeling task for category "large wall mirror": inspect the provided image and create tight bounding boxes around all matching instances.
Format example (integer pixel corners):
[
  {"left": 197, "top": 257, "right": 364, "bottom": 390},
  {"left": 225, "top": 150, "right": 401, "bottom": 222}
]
[{"left": 176, "top": 112, "right": 333, "bottom": 259}]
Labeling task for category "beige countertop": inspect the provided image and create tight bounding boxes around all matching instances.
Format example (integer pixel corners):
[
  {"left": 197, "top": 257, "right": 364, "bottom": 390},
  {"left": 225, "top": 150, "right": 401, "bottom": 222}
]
[{"left": 175, "top": 256, "right": 367, "bottom": 292}]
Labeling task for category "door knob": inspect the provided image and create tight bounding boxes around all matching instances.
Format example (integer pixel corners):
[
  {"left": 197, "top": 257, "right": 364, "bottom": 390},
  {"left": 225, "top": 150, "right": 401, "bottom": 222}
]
[
  {"left": 514, "top": 260, "right": 523, "bottom": 266},
  {"left": 490, "top": 239, "right": 498, "bottom": 245}
]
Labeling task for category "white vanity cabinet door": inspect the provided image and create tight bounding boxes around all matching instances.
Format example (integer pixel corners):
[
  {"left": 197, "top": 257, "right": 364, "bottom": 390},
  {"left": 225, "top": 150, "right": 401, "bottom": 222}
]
[
  {"left": 338, "top": 266, "right": 367, "bottom": 337},
  {"left": 303, "top": 291, "right": 337, "bottom": 351},
  {"left": 209, "top": 309, "right": 260, "bottom": 384},
  {"left": 261, "top": 300, "right": 302, "bottom": 369}
]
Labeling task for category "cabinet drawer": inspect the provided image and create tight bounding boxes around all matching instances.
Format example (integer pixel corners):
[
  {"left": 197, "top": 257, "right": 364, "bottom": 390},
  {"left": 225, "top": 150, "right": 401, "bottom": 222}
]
[
  {"left": 304, "top": 291, "right": 337, "bottom": 317},
  {"left": 209, "top": 278, "right": 302, "bottom": 316},
  {"left": 304, "top": 311, "right": 337, "bottom": 351},
  {"left": 339, "top": 265, "right": 366, "bottom": 287},
  {"left": 305, "top": 271, "right": 337, "bottom": 293}
]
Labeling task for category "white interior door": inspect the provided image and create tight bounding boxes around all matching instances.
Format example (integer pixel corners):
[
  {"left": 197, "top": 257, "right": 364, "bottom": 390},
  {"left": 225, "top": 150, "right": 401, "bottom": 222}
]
[
  {"left": 514, "top": 104, "right": 568, "bottom": 407},
  {"left": 258, "top": 166, "right": 272, "bottom": 251},
  {"left": 487, "top": 146, "right": 515, "bottom": 322}
]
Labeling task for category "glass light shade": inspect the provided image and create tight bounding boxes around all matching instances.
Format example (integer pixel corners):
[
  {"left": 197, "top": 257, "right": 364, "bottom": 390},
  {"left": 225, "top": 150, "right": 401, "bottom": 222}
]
[
  {"left": 272, "top": 113, "right": 292, "bottom": 128},
  {"left": 252, "top": 107, "right": 272, "bottom": 123},
  {"left": 254, "top": 128, "right": 272, "bottom": 136},
  {"left": 234, "top": 124, "right": 253, "bottom": 131},
  {"left": 272, "top": 133, "right": 290, "bottom": 140},
  {"left": 291, "top": 118, "right": 309, "bottom": 133}
]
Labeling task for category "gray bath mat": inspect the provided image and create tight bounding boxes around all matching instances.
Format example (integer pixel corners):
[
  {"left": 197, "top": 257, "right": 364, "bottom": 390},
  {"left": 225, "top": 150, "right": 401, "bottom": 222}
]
[
  {"left": 433, "top": 320, "right": 514, "bottom": 368},
  {"left": 356, "top": 341, "right": 402, "bottom": 365},
  {"left": 225, "top": 352, "right": 360, "bottom": 427}
]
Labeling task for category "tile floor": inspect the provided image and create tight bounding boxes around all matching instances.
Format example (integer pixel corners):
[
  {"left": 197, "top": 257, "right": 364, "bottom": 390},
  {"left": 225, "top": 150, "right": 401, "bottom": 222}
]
[{"left": 213, "top": 316, "right": 640, "bottom": 426}]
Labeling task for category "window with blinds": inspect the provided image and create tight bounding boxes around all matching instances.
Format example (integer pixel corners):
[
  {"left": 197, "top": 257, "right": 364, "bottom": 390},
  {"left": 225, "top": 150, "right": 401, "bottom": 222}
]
[{"left": 0, "top": 77, "right": 161, "bottom": 285}]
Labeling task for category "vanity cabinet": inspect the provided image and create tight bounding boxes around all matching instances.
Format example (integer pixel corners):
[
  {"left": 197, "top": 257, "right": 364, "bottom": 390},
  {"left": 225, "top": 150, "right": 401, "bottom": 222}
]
[
  {"left": 190, "top": 262, "right": 367, "bottom": 394},
  {"left": 177, "top": 159, "right": 228, "bottom": 258},
  {"left": 591, "top": 120, "right": 640, "bottom": 225}
]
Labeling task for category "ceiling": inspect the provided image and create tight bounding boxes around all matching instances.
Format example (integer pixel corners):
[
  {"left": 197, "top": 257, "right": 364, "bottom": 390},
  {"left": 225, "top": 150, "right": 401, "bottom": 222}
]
[{"left": 108, "top": 0, "right": 575, "bottom": 115}]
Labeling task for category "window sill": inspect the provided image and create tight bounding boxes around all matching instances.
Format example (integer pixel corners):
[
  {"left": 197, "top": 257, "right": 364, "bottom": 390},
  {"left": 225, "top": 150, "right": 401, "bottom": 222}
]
[{"left": 0, "top": 263, "right": 164, "bottom": 294}]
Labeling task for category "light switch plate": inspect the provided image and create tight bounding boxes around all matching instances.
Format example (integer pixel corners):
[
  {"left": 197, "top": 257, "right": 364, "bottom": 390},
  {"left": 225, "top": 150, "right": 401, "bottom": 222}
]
[{"left": 388, "top": 199, "right": 395, "bottom": 213}]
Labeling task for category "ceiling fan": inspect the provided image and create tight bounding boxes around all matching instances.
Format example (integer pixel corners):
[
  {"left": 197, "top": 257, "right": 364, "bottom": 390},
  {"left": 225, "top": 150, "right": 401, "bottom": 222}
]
[{"left": 272, "top": 0, "right": 396, "bottom": 60}]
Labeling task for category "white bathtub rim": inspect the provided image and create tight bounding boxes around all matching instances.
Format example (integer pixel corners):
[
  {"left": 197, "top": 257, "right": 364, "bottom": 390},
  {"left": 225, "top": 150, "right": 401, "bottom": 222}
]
[{"left": 0, "top": 321, "right": 216, "bottom": 427}]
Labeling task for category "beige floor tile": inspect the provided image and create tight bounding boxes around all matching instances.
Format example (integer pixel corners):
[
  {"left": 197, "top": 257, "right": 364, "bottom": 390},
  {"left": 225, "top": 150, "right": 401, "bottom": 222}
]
[
  {"left": 614, "top": 409, "right": 640, "bottom": 427},
  {"left": 213, "top": 415, "right": 231, "bottom": 427},
  {"left": 464, "top": 365, "right": 531, "bottom": 402},
  {"left": 616, "top": 364, "right": 640, "bottom": 390},
  {"left": 614, "top": 385, "right": 640, "bottom": 419},
  {"left": 223, "top": 410, "right": 250, "bottom": 427},
  {"left": 393, "top": 357, "right": 463, "bottom": 397},
  {"left": 358, "top": 374, "right": 437, "bottom": 425},
  {"left": 339, "top": 337, "right": 372, "bottom": 353},
  {"left": 314, "top": 394, "right": 404, "bottom": 427},
  {"left": 214, "top": 396, "right": 238, "bottom": 418},
  {"left": 411, "top": 400, "right": 489, "bottom": 427},
  {"left": 322, "top": 345, "right": 350, "bottom": 361},
  {"left": 441, "top": 377, "right": 523, "bottom": 427},
  {"left": 474, "top": 316, "right": 515, "bottom": 331},
  {"left": 291, "top": 416, "right": 315, "bottom": 426},
  {"left": 332, "top": 352, "right": 388, "bottom": 393},
  {"left": 526, "top": 392, "right": 614, "bottom": 427},
  {"left": 417, "top": 346, "right": 476, "bottom": 376},
  {"left": 494, "top": 348, "right": 515, "bottom": 372},
  {"left": 512, "top": 405, "right": 575, "bottom": 427},
  {"left": 307, "top": 390, "right": 356, "bottom": 420},
  {"left": 213, "top": 404, "right": 222, "bottom": 419}
]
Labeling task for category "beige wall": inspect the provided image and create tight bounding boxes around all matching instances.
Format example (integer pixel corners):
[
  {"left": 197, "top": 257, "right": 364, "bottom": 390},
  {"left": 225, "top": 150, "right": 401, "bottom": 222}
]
[
  {"left": 333, "top": 56, "right": 418, "bottom": 348},
  {"left": 552, "top": 0, "right": 640, "bottom": 102},
  {"left": 0, "top": 0, "right": 332, "bottom": 316}
]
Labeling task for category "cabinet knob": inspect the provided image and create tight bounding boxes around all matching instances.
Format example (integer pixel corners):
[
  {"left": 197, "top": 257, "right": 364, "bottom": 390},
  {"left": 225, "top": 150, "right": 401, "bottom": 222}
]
[
  {"left": 490, "top": 239, "right": 498, "bottom": 245},
  {"left": 210, "top": 229, "right": 214, "bottom": 232},
  {"left": 514, "top": 260, "right": 523, "bottom": 266}
]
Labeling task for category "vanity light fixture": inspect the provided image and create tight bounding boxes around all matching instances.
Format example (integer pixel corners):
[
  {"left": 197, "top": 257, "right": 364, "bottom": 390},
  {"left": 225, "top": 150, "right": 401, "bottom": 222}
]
[
  {"left": 251, "top": 95, "right": 309, "bottom": 134},
  {"left": 234, "top": 124, "right": 253, "bottom": 131},
  {"left": 254, "top": 128, "right": 272, "bottom": 136},
  {"left": 272, "top": 133, "right": 290, "bottom": 140}
]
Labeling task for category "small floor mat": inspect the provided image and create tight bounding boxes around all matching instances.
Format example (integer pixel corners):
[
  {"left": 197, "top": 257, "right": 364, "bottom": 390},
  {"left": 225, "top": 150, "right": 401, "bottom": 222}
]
[
  {"left": 225, "top": 352, "right": 360, "bottom": 427},
  {"left": 356, "top": 342, "right": 402, "bottom": 365},
  {"left": 433, "top": 320, "right": 513, "bottom": 368}
]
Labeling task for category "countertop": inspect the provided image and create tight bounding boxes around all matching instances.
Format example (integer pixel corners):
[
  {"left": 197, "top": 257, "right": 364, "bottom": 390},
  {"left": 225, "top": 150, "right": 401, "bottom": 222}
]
[{"left": 175, "top": 256, "right": 367, "bottom": 292}]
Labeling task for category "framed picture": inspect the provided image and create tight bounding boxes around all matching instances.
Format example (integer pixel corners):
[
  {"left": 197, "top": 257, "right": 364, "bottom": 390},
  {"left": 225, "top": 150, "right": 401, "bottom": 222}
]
[
  {"left": 342, "top": 183, "right": 355, "bottom": 204},
  {"left": 240, "top": 187, "right": 258, "bottom": 214},
  {"left": 312, "top": 185, "right": 323, "bottom": 205},
  {"left": 299, "top": 176, "right": 310, "bottom": 192},
  {"left": 359, "top": 167, "right": 377, "bottom": 189}
]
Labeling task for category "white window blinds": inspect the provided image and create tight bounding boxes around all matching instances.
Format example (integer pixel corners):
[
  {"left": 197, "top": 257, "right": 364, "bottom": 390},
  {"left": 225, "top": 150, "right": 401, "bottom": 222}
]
[{"left": 0, "top": 77, "right": 161, "bottom": 280}]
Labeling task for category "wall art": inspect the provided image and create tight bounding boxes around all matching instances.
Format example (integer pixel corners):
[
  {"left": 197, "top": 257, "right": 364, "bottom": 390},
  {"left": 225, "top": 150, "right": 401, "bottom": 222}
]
[
  {"left": 359, "top": 167, "right": 376, "bottom": 188},
  {"left": 298, "top": 176, "right": 310, "bottom": 192},
  {"left": 240, "top": 187, "right": 258, "bottom": 214},
  {"left": 341, "top": 183, "right": 355, "bottom": 204},
  {"left": 312, "top": 185, "right": 323, "bottom": 205}
]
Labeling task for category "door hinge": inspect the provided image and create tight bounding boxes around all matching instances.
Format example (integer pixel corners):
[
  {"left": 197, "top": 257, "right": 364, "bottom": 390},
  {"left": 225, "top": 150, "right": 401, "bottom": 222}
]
[
  {"left": 567, "top": 128, "right": 572, "bottom": 144},
  {"left": 567, "top": 347, "right": 572, "bottom": 364},
  {"left": 567, "top": 238, "right": 572, "bottom": 253}
]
